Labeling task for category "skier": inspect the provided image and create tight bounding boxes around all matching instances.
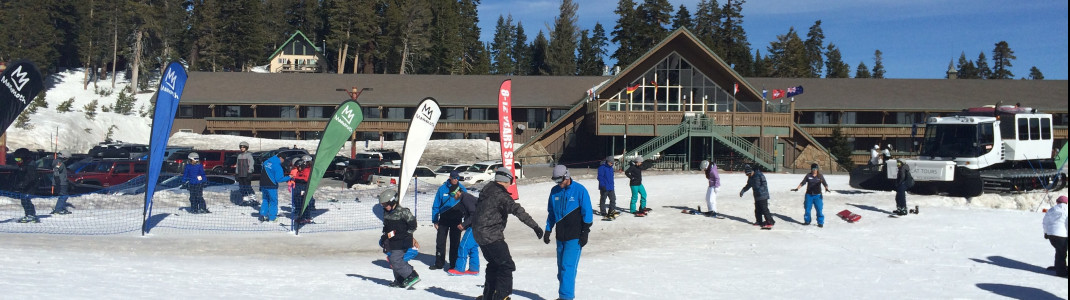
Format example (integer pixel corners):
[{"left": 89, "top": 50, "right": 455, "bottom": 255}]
[
  {"left": 597, "top": 156, "right": 619, "bottom": 220},
  {"left": 704, "top": 158, "right": 723, "bottom": 218},
  {"left": 291, "top": 155, "right": 315, "bottom": 224},
  {"left": 869, "top": 145, "right": 881, "bottom": 166},
  {"left": 1042, "top": 195, "right": 1068, "bottom": 278},
  {"left": 473, "top": 167, "right": 544, "bottom": 300},
  {"left": 51, "top": 151, "right": 72, "bottom": 215},
  {"left": 182, "top": 152, "right": 209, "bottom": 214},
  {"left": 792, "top": 163, "right": 830, "bottom": 227},
  {"left": 431, "top": 170, "right": 467, "bottom": 271},
  {"left": 13, "top": 155, "right": 41, "bottom": 223},
  {"left": 379, "top": 190, "right": 421, "bottom": 288},
  {"left": 893, "top": 160, "right": 914, "bottom": 216},
  {"left": 447, "top": 186, "right": 481, "bottom": 276},
  {"left": 235, "top": 141, "right": 256, "bottom": 206},
  {"left": 258, "top": 152, "right": 291, "bottom": 222},
  {"left": 740, "top": 164, "right": 775, "bottom": 229},
  {"left": 625, "top": 156, "right": 652, "bottom": 217},
  {"left": 543, "top": 165, "right": 593, "bottom": 300}
]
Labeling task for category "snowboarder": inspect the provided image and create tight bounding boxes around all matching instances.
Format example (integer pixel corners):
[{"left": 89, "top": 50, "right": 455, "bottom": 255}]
[
  {"left": 625, "top": 156, "right": 652, "bottom": 216},
  {"left": 432, "top": 170, "right": 467, "bottom": 271},
  {"left": 473, "top": 167, "right": 544, "bottom": 300},
  {"left": 893, "top": 160, "right": 914, "bottom": 216},
  {"left": 13, "top": 155, "right": 41, "bottom": 223},
  {"left": 597, "top": 156, "right": 619, "bottom": 220},
  {"left": 1042, "top": 195, "right": 1068, "bottom": 278},
  {"left": 447, "top": 186, "right": 480, "bottom": 276},
  {"left": 379, "top": 190, "right": 421, "bottom": 288},
  {"left": 235, "top": 141, "right": 256, "bottom": 206},
  {"left": 740, "top": 164, "right": 775, "bottom": 229},
  {"left": 182, "top": 152, "right": 209, "bottom": 214},
  {"left": 50, "top": 151, "right": 72, "bottom": 215},
  {"left": 258, "top": 152, "right": 291, "bottom": 222},
  {"left": 792, "top": 163, "right": 830, "bottom": 227},
  {"left": 543, "top": 165, "right": 593, "bottom": 300},
  {"left": 704, "top": 159, "right": 723, "bottom": 218}
]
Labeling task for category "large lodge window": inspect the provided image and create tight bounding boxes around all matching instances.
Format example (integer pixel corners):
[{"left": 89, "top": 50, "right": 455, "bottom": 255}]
[
  {"left": 601, "top": 52, "right": 747, "bottom": 113},
  {"left": 280, "top": 106, "right": 297, "bottom": 118}
]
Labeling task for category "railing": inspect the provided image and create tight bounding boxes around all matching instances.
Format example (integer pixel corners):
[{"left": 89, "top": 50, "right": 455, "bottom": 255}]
[
  {"left": 699, "top": 117, "right": 775, "bottom": 171},
  {"left": 596, "top": 111, "right": 793, "bottom": 129},
  {"left": 624, "top": 116, "right": 776, "bottom": 171}
]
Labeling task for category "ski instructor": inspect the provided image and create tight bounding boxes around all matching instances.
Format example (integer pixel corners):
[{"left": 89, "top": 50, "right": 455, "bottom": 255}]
[
  {"left": 473, "top": 167, "right": 544, "bottom": 300},
  {"left": 544, "top": 165, "right": 593, "bottom": 300}
]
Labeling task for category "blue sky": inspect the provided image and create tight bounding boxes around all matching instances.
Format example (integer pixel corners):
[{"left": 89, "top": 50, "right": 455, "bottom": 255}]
[{"left": 477, "top": 0, "right": 1069, "bottom": 79}]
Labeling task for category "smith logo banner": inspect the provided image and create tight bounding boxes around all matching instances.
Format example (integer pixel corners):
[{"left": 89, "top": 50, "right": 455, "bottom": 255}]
[
  {"left": 398, "top": 97, "right": 441, "bottom": 203},
  {"left": 0, "top": 60, "right": 45, "bottom": 134},
  {"left": 143, "top": 62, "right": 188, "bottom": 234},
  {"left": 497, "top": 80, "right": 519, "bottom": 199},
  {"left": 303, "top": 100, "right": 364, "bottom": 217}
]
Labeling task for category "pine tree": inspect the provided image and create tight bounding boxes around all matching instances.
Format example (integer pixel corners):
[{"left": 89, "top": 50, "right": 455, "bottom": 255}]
[
  {"left": 114, "top": 90, "right": 137, "bottom": 115},
  {"left": 577, "top": 23, "right": 608, "bottom": 76},
  {"left": 382, "top": 0, "right": 432, "bottom": 74},
  {"left": 188, "top": 0, "right": 224, "bottom": 71},
  {"left": 84, "top": 99, "right": 99, "bottom": 120},
  {"left": 872, "top": 49, "right": 885, "bottom": 79},
  {"left": 1028, "top": 66, "right": 1044, "bottom": 80},
  {"left": 15, "top": 108, "right": 33, "bottom": 129},
  {"left": 803, "top": 20, "right": 825, "bottom": 78},
  {"left": 692, "top": 0, "right": 721, "bottom": 51},
  {"left": 57, "top": 98, "right": 75, "bottom": 113},
  {"left": 424, "top": 0, "right": 463, "bottom": 74},
  {"left": 768, "top": 27, "right": 808, "bottom": 78},
  {"left": 829, "top": 127, "right": 854, "bottom": 169},
  {"left": 457, "top": 0, "right": 483, "bottom": 75},
  {"left": 530, "top": 31, "right": 551, "bottom": 75},
  {"left": 513, "top": 22, "right": 531, "bottom": 75},
  {"left": 955, "top": 52, "right": 977, "bottom": 79},
  {"left": 636, "top": 0, "right": 672, "bottom": 51},
  {"left": 752, "top": 49, "right": 771, "bottom": 77},
  {"left": 611, "top": 0, "right": 642, "bottom": 67},
  {"left": 27, "top": 92, "right": 48, "bottom": 114},
  {"left": 974, "top": 52, "right": 992, "bottom": 79},
  {"left": 470, "top": 43, "right": 491, "bottom": 75},
  {"left": 824, "top": 43, "right": 849, "bottom": 78},
  {"left": 991, "top": 41, "right": 1016, "bottom": 79},
  {"left": 491, "top": 15, "right": 516, "bottom": 75},
  {"left": 0, "top": 1, "right": 63, "bottom": 72},
  {"left": 673, "top": 4, "right": 693, "bottom": 30},
  {"left": 548, "top": 0, "right": 580, "bottom": 76},
  {"left": 716, "top": 0, "right": 752, "bottom": 75},
  {"left": 855, "top": 62, "right": 871, "bottom": 78}
]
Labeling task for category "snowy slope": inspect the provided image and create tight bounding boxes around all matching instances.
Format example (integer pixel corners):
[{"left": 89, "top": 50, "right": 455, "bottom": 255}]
[{"left": 2, "top": 173, "right": 1067, "bottom": 299}]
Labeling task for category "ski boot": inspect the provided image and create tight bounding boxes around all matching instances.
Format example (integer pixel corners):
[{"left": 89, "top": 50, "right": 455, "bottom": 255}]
[
  {"left": 909, "top": 205, "right": 919, "bottom": 214},
  {"left": 17, "top": 215, "right": 40, "bottom": 223},
  {"left": 403, "top": 271, "right": 421, "bottom": 288}
]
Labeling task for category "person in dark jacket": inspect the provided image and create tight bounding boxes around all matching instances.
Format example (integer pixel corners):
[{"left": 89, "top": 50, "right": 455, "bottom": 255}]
[
  {"left": 544, "top": 165, "right": 593, "bottom": 300},
  {"left": 291, "top": 155, "right": 314, "bottom": 224},
  {"left": 259, "top": 152, "right": 292, "bottom": 222},
  {"left": 51, "top": 151, "right": 72, "bottom": 215},
  {"left": 792, "top": 163, "right": 830, "bottom": 227},
  {"left": 447, "top": 186, "right": 481, "bottom": 276},
  {"left": 625, "top": 156, "right": 652, "bottom": 216},
  {"left": 235, "top": 141, "right": 256, "bottom": 206},
  {"left": 431, "top": 170, "right": 467, "bottom": 270},
  {"left": 14, "top": 156, "right": 41, "bottom": 223},
  {"left": 379, "top": 189, "right": 421, "bottom": 288},
  {"left": 740, "top": 164, "right": 774, "bottom": 229},
  {"left": 893, "top": 160, "right": 913, "bottom": 216},
  {"left": 597, "top": 156, "right": 618, "bottom": 219},
  {"left": 473, "top": 167, "right": 544, "bottom": 300},
  {"left": 183, "top": 152, "right": 209, "bottom": 214}
]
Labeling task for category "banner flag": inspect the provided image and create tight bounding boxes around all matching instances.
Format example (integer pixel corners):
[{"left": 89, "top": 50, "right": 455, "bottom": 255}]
[
  {"left": 498, "top": 80, "right": 519, "bottom": 199},
  {"left": 142, "top": 62, "right": 188, "bottom": 234},
  {"left": 0, "top": 60, "right": 45, "bottom": 134},
  {"left": 303, "top": 100, "right": 364, "bottom": 216},
  {"left": 786, "top": 86, "right": 805, "bottom": 97},
  {"left": 397, "top": 98, "right": 441, "bottom": 202},
  {"left": 771, "top": 89, "right": 785, "bottom": 100}
]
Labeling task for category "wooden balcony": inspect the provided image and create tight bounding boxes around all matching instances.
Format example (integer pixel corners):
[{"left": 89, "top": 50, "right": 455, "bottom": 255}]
[
  {"left": 205, "top": 118, "right": 524, "bottom": 134},
  {"left": 800, "top": 124, "right": 925, "bottom": 138}
]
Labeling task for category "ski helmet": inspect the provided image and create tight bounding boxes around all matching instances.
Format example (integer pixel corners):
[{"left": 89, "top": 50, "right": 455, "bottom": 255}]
[
  {"left": 378, "top": 190, "right": 398, "bottom": 205},
  {"left": 188, "top": 152, "right": 200, "bottom": 161},
  {"left": 239, "top": 141, "right": 249, "bottom": 149},
  {"left": 302, "top": 155, "right": 312, "bottom": 163}
]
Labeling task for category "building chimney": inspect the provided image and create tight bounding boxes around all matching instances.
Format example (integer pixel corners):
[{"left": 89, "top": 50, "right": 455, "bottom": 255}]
[{"left": 946, "top": 60, "right": 957, "bottom": 80}]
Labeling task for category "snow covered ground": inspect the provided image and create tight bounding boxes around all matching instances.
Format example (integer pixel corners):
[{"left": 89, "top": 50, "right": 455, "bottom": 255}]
[{"left": 2, "top": 173, "right": 1067, "bottom": 299}]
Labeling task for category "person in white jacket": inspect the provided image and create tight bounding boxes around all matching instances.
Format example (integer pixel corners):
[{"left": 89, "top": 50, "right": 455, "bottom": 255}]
[{"left": 1042, "top": 195, "right": 1068, "bottom": 278}]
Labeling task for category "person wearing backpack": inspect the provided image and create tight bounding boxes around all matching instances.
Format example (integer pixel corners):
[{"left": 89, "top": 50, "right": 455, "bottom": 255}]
[{"left": 893, "top": 160, "right": 914, "bottom": 216}]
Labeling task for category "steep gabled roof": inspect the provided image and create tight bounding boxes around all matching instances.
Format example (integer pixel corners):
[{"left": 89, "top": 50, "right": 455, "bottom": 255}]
[{"left": 268, "top": 30, "right": 322, "bottom": 59}]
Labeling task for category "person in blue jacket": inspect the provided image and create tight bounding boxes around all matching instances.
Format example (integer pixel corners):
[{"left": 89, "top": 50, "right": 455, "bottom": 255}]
[
  {"left": 740, "top": 164, "right": 774, "bottom": 229},
  {"left": 183, "top": 152, "right": 209, "bottom": 214},
  {"left": 431, "top": 170, "right": 467, "bottom": 270},
  {"left": 447, "top": 186, "right": 481, "bottom": 276},
  {"left": 259, "top": 152, "right": 291, "bottom": 222},
  {"left": 597, "top": 156, "right": 618, "bottom": 219},
  {"left": 543, "top": 165, "right": 593, "bottom": 300}
]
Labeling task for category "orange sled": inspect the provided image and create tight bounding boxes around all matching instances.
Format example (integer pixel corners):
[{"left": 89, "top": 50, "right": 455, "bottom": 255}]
[{"left": 837, "top": 210, "right": 861, "bottom": 223}]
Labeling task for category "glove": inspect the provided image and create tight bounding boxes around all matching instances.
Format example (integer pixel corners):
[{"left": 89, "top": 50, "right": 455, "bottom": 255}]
[
  {"left": 534, "top": 228, "right": 544, "bottom": 240},
  {"left": 791, "top": 188, "right": 798, "bottom": 192},
  {"left": 580, "top": 223, "right": 591, "bottom": 247},
  {"left": 739, "top": 191, "right": 745, "bottom": 197},
  {"left": 543, "top": 230, "right": 552, "bottom": 244}
]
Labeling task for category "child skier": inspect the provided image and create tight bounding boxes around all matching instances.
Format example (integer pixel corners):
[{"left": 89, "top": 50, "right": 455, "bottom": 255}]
[
  {"left": 379, "top": 189, "right": 420, "bottom": 288},
  {"left": 740, "top": 164, "right": 774, "bottom": 229},
  {"left": 182, "top": 152, "right": 209, "bottom": 214},
  {"left": 447, "top": 186, "right": 480, "bottom": 276}
]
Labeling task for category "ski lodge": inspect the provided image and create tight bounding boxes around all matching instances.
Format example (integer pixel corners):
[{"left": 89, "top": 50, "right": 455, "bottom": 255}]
[{"left": 174, "top": 28, "right": 1068, "bottom": 171}]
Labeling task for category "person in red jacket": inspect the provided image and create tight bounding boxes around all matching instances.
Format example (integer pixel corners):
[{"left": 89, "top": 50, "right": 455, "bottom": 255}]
[{"left": 290, "top": 155, "right": 314, "bottom": 224}]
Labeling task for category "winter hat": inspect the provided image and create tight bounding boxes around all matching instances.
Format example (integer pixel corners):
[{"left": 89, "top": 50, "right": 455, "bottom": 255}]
[
  {"left": 634, "top": 156, "right": 645, "bottom": 163},
  {"left": 810, "top": 163, "right": 819, "bottom": 170},
  {"left": 1058, "top": 195, "right": 1068, "bottom": 204},
  {"left": 378, "top": 190, "right": 398, "bottom": 204},
  {"left": 874, "top": 144, "right": 880, "bottom": 150},
  {"left": 605, "top": 156, "right": 615, "bottom": 165},
  {"left": 493, "top": 167, "right": 514, "bottom": 183},
  {"left": 743, "top": 164, "right": 754, "bottom": 174},
  {"left": 449, "top": 170, "right": 462, "bottom": 180},
  {"left": 552, "top": 165, "right": 570, "bottom": 183}
]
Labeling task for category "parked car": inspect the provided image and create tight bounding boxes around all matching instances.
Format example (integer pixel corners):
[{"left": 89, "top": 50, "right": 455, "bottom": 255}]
[
  {"left": 69, "top": 159, "right": 148, "bottom": 187},
  {"left": 113, "top": 174, "right": 238, "bottom": 195},
  {"left": 164, "top": 149, "right": 242, "bottom": 174},
  {"left": 324, "top": 155, "right": 351, "bottom": 179},
  {"left": 370, "top": 166, "right": 444, "bottom": 185},
  {"left": 458, "top": 161, "right": 524, "bottom": 184},
  {"left": 252, "top": 148, "right": 310, "bottom": 175},
  {"left": 0, "top": 164, "right": 57, "bottom": 195},
  {"left": 342, "top": 157, "right": 384, "bottom": 187},
  {"left": 107, "top": 172, "right": 183, "bottom": 195},
  {"left": 356, "top": 149, "right": 402, "bottom": 167},
  {"left": 434, "top": 164, "right": 471, "bottom": 177},
  {"left": 87, "top": 142, "right": 150, "bottom": 160}
]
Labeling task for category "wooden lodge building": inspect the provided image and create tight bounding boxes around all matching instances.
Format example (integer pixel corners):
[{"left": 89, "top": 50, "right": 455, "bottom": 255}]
[{"left": 174, "top": 28, "right": 1068, "bottom": 171}]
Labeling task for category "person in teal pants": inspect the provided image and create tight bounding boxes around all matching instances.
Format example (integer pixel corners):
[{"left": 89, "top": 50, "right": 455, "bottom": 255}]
[{"left": 625, "top": 157, "right": 651, "bottom": 216}]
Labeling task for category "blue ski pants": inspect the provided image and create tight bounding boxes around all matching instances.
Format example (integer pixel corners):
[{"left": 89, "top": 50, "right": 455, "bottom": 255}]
[
  {"left": 629, "top": 185, "right": 647, "bottom": 213},
  {"left": 803, "top": 193, "right": 824, "bottom": 225},
  {"left": 556, "top": 239, "right": 582, "bottom": 300},
  {"left": 260, "top": 188, "right": 279, "bottom": 221},
  {"left": 455, "top": 228, "right": 481, "bottom": 272}
]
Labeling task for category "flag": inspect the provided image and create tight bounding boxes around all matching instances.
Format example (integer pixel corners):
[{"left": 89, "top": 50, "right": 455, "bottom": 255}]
[
  {"left": 786, "top": 85, "right": 805, "bottom": 97},
  {"left": 498, "top": 80, "right": 519, "bottom": 199},
  {"left": 762, "top": 89, "right": 768, "bottom": 99},
  {"left": 397, "top": 98, "right": 441, "bottom": 203},
  {"left": 733, "top": 83, "right": 739, "bottom": 96},
  {"left": 626, "top": 83, "right": 640, "bottom": 94},
  {"left": 142, "top": 62, "right": 188, "bottom": 234},
  {"left": 771, "top": 89, "right": 785, "bottom": 100},
  {"left": 0, "top": 60, "right": 44, "bottom": 134},
  {"left": 303, "top": 100, "right": 364, "bottom": 218}
]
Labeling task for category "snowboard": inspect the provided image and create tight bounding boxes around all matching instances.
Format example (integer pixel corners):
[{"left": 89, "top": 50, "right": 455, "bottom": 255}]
[
  {"left": 680, "top": 206, "right": 725, "bottom": 219},
  {"left": 836, "top": 209, "right": 862, "bottom": 223}
]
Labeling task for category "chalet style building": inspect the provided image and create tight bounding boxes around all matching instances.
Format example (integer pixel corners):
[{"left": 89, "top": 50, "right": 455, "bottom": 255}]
[
  {"left": 267, "top": 31, "right": 324, "bottom": 73},
  {"left": 174, "top": 28, "right": 1068, "bottom": 171}
]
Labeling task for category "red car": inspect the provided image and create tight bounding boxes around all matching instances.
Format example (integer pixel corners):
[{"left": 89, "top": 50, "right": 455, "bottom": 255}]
[{"left": 69, "top": 160, "right": 148, "bottom": 187}]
